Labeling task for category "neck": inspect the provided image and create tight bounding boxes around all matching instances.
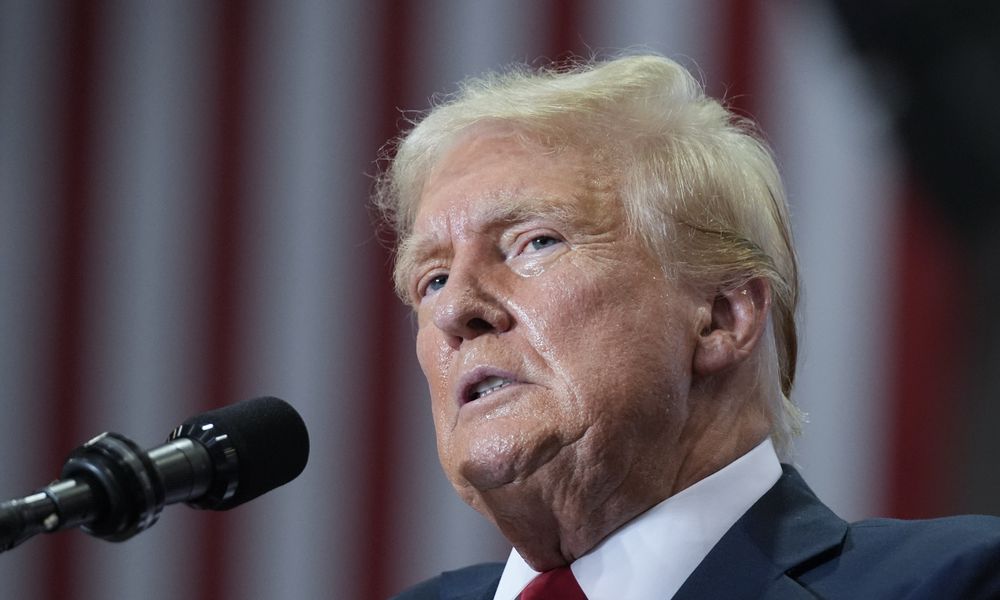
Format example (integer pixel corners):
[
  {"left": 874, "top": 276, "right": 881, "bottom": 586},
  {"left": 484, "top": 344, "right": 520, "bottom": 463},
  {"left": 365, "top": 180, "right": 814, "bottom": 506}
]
[
  {"left": 472, "top": 472, "right": 670, "bottom": 570},
  {"left": 468, "top": 380, "right": 771, "bottom": 570}
]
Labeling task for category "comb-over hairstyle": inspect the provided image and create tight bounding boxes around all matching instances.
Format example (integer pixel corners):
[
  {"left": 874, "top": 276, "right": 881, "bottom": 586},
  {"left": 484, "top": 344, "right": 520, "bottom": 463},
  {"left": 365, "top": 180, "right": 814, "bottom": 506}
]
[{"left": 373, "top": 54, "right": 803, "bottom": 452}]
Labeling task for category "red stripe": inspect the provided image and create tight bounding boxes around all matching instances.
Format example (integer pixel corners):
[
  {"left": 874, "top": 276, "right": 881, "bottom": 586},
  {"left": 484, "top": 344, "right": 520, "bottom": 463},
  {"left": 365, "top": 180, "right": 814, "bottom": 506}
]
[
  {"left": 362, "top": 2, "right": 412, "bottom": 598},
  {"left": 548, "top": 0, "right": 585, "bottom": 62},
  {"left": 886, "top": 187, "right": 963, "bottom": 518},
  {"left": 194, "top": 2, "right": 251, "bottom": 597},
  {"left": 44, "top": 4, "right": 101, "bottom": 599},
  {"left": 718, "top": 0, "right": 761, "bottom": 118}
]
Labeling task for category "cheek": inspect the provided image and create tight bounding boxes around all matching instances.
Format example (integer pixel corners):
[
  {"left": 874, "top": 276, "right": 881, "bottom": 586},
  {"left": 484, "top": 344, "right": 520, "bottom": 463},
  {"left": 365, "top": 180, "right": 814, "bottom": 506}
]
[
  {"left": 530, "top": 262, "right": 667, "bottom": 349},
  {"left": 416, "top": 328, "right": 452, "bottom": 393},
  {"left": 414, "top": 327, "right": 436, "bottom": 378},
  {"left": 415, "top": 326, "right": 459, "bottom": 429},
  {"left": 529, "top": 263, "right": 691, "bottom": 400}
]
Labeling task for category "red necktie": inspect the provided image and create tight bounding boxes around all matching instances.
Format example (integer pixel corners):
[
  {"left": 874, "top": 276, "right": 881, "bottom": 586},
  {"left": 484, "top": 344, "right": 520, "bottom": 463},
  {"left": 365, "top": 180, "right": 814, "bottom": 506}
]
[{"left": 518, "top": 566, "right": 588, "bottom": 600}]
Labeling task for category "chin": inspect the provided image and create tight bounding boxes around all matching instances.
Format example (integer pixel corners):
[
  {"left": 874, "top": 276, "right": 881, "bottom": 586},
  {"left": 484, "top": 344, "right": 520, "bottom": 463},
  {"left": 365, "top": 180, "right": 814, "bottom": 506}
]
[
  {"left": 451, "top": 428, "right": 565, "bottom": 493},
  {"left": 455, "top": 446, "right": 522, "bottom": 491}
]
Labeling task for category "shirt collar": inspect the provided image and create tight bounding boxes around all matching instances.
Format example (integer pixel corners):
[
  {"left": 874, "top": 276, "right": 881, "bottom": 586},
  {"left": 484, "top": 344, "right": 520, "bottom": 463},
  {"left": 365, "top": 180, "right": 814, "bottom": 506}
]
[{"left": 493, "top": 437, "right": 782, "bottom": 600}]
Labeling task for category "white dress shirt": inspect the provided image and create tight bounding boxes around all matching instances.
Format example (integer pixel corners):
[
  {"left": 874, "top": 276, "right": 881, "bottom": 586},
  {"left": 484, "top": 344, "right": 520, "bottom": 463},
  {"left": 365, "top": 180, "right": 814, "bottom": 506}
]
[{"left": 493, "top": 438, "right": 782, "bottom": 600}]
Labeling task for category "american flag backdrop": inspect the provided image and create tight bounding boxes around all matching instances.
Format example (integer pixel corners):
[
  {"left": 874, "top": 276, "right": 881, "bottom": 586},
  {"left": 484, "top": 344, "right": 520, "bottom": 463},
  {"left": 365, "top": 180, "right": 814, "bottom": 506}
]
[{"left": 1, "top": 1, "right": 996, "bottom": 599}]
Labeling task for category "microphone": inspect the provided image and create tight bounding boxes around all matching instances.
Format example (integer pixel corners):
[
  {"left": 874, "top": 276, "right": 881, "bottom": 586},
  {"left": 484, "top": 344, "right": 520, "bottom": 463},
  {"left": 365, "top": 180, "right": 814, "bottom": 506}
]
[{"left": 0, "top": 396, "right": 309, "bottom": 552}]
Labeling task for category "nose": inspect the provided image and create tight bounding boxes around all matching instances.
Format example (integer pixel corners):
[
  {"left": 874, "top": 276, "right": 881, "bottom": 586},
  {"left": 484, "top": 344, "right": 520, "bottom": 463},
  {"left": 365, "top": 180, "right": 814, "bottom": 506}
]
[{"left": 431, "top": 267, "right": 512, "bottom": 346}]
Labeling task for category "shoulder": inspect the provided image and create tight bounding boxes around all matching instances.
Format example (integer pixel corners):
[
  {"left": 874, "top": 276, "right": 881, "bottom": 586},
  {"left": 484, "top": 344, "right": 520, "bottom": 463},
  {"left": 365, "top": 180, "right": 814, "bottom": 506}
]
[
  {"left": 846, "top": 513, "right": 1000, "bottom": 561},
  {"left": 390, "top": 562, "right": 505, "bottom": 600},
  {"left": 851, "top": 513, "right": 1000, "bottom": 543},
  {"left": 847, "top": 513, "right": 1000, "bottom": 566},
  {"left": 803, "top": 514, "right": 1000, "bottom": 598},
  {"left": 760, "top": 467, "right": 1000, "bottom": 598}
]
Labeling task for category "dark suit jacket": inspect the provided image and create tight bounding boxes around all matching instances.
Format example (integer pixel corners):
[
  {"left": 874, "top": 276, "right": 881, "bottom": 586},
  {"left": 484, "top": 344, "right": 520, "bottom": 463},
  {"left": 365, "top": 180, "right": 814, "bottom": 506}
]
[{"left": 391, "top": 466, "right": 1000, "bottom": 599}]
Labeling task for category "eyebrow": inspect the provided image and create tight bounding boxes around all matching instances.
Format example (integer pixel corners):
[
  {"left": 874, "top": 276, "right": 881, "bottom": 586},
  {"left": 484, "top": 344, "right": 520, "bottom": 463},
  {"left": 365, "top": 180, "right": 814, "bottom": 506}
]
[{"left": 394, "top": 196, "right": 582, "bottom": 296}]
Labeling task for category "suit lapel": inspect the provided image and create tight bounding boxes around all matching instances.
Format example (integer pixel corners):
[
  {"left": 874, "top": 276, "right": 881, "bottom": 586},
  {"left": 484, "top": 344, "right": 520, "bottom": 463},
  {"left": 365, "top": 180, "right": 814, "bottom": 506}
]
[{"left": 673, "top": 465, "right": 847, "bottom": 600}]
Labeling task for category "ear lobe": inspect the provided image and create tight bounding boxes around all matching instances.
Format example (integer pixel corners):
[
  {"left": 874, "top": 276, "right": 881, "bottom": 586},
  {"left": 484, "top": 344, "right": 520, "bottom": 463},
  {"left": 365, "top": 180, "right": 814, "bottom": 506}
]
[{"left": 693, "top": 278, "right": 772, "bottom": 377}]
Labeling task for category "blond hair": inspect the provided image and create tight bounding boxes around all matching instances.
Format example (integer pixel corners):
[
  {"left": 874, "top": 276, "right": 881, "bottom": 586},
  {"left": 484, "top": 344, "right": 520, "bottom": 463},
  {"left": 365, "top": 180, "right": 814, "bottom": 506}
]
[{"left": 373, "top": 54, "right": 803, "bottom": 450}]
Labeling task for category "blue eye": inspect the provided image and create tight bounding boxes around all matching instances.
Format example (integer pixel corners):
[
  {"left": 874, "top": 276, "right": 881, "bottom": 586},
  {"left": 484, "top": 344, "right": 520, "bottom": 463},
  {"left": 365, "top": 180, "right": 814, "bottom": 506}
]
[
  {"left": 529, "top": 236, "right": 559, "bottom": 251},
  {"left": 425, "top": 274, "right": 448, "bottom": 295}
]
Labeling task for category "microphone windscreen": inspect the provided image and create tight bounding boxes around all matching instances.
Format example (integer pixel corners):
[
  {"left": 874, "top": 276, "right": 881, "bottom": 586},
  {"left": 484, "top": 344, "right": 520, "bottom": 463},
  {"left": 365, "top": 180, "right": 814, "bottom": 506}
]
[{"left": 183, "top": 397, "right": 309, "bottom": 510}]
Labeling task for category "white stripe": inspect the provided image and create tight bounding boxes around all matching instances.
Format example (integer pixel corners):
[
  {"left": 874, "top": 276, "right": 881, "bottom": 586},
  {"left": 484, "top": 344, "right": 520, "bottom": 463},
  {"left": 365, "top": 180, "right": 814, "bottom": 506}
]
[
  {"left": 411, "top": 0, "right": 552, "bottom": 91},
  {"left": 757, "top": 1, "right": 897, "bottom": 520},
  {"left": 0, "top": 1, "right": 63, "bottom": 596},
  {"left": 226, "top": 1, "right": 377, "bottom": 598},
  {"left": 74, "top": 3, "right": 218, "bottom": 599},
  {"left": 580, "top": 0, "right": 719, "bottom": 77}
]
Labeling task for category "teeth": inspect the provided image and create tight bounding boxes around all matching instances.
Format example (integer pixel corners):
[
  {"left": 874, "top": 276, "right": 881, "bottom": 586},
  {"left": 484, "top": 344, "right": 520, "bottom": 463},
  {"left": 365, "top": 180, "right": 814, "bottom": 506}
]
[{"left": 471, "top": 376, "right": 512, "bottom": 400}]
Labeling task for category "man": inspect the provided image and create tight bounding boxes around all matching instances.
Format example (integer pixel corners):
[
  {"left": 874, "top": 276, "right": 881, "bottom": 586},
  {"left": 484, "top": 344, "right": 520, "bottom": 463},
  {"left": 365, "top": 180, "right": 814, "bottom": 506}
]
[{"left": 375, "top": 55, "right": 1000, "bottom": 599}]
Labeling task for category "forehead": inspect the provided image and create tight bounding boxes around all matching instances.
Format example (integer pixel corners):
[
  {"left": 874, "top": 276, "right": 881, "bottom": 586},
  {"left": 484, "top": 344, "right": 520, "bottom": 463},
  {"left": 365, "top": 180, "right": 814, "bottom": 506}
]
[{"left": 415, "top": 128, "right": 613, "bottom": 232}]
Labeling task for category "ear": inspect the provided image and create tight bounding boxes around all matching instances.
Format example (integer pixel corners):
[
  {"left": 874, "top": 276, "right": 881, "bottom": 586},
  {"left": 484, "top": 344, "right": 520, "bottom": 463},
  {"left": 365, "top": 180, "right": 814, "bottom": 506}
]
[{"left": 693, "top": 278, "right": 772, "bottom": 377}]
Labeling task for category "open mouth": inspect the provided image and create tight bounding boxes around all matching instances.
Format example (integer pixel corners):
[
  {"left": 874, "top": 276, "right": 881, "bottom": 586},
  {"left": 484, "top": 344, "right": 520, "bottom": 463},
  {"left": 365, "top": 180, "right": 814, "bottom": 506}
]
[{"left": 467, "top": 375, "right": 513, "bottom": 402}]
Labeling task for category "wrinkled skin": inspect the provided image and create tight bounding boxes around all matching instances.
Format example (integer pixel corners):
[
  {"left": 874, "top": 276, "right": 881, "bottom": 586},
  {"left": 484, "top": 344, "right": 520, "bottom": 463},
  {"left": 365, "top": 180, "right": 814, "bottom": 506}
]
[{"left": 400, "top": 124, "right": 771, "bottom": 569}]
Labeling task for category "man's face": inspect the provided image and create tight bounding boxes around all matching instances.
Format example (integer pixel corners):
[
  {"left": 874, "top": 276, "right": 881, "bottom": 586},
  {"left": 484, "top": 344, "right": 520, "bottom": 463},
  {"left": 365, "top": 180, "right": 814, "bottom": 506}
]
[{"left": 404, "top": 126, "right": 705, "bottom": 516}]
